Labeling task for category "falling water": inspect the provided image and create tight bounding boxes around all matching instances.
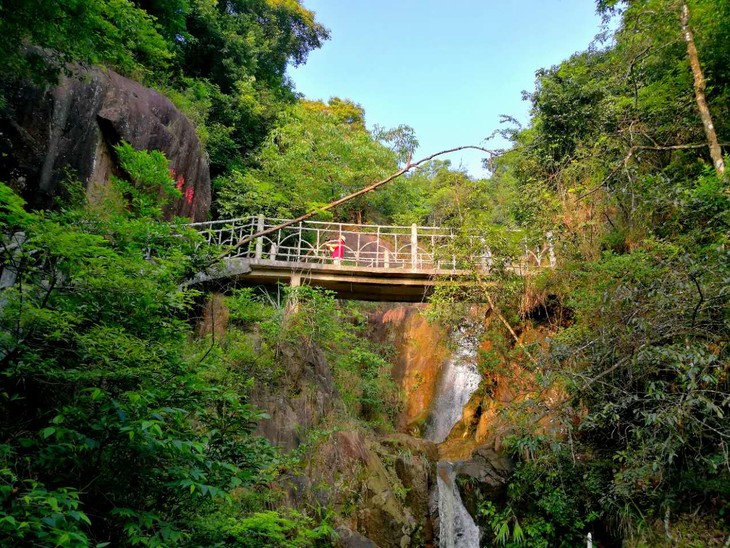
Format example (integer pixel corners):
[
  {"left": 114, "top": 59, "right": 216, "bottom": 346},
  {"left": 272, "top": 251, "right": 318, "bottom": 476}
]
[
  {"left": 424, "top": 326, "right": 482, "bottom": 444},
  {"left": 436, "top": 462, "right": 480, "bottom": 548},
  {"left": 424, "top": 324, "right": 482, "bottom": 547}
]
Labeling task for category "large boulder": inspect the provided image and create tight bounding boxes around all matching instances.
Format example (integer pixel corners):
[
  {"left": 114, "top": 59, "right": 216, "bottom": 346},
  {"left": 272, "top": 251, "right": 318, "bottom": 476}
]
[
  {"left": 334, "top": 526, "right": 380, "bottom": 548},
  {"left": 453, "top": 445, "right": 513, "bottom": 521},
  {"left": 0, "top": 66, "right": 210, "bottom": 221}
]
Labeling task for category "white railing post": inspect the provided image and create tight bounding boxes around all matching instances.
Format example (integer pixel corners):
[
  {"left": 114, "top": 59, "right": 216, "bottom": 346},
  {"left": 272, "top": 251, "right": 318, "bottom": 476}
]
[
  {"left": 431, "top": 234, "right": 436, "bottom": 269},
  {"left": 315, "top": 228, "right": 321, "bottom": 262},
  {"left": 297, "top": 222, "right": 303, "bottom": 262},
  {"left": 411, "top": 224, "right": 418, "bottom": 269},
  {"left": 547, "top": 231, "right": 556, "bottom": 268},
  {"left": 481, "top": 248, "right": 493, "bottom": 273},
  {"left": 376, "top": 226, "right": 381, "bottom": 267},
  {"left": 255, "top": 214, "right": 264, "bottom": 259}
]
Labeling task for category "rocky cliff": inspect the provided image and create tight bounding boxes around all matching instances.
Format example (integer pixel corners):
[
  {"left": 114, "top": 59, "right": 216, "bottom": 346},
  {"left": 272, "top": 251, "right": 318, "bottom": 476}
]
[
  {"left": 250, "top": 339, "right": 439, "bottom": 547},
  {"left": 368, "top": 303, "right": 568, "bottom": 544},
  {"left": 0, "top": 66, "right": 210, "bottom": 220},
  {"left": 196, "top": 294, "right": 560, "bottom": 546},
  {"left": 368, "top": 305, "right": 449, "bottom": 434}
]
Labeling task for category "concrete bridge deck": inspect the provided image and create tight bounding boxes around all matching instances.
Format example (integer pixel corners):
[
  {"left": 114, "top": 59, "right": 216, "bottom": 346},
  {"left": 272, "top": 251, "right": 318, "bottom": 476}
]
[{"left": 192, "top": 257, "right": 467, "bottom": 302}]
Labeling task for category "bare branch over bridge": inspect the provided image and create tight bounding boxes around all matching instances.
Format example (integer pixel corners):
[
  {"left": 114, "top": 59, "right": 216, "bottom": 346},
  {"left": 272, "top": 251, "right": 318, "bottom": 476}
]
[{"left": 220, "top": 145, "right": 497, "bottom": 258}]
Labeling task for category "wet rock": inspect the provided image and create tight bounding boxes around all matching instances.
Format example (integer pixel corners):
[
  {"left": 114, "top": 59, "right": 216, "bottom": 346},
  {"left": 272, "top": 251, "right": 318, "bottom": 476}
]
[
  {"left": 381, "top": 434, "right": 438, "bottom": 545},
  {"left": 368, "top": 305, "right": 450, "bottom": 433},
  {"left": 453, "top": 445, "right": 513, "bottom": 520},
  {"left": 297, "top": 429, "right": 437, "bottom": 547},
  {"left": 0, "top": 65, "right": 210, "bottom": 220},
  {"left": 356, "top": 451, "right": 419, "bottom": 548},
  {"left": 454, "top": 446, "right": 513, "bottom": 496}
]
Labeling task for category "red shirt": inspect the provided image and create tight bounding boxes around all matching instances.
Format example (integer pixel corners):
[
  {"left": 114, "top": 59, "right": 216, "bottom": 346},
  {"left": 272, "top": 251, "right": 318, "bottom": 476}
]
[{"left": 331, "top": 240, "right": 345, "bottom": 259}]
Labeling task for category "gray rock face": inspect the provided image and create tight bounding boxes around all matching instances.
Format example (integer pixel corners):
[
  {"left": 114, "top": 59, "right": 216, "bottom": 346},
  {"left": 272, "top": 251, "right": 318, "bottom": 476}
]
[
  {"left": 453, "top": 446, "right": 513, "bottom": 523},
  {"left": 252, "top": 342, "right": 337, "bottom": 451},
  {"left": 454, "top": 446, "right": 513, "bottom": 494},
  {"left": 0, "top": 66, "right": 210, "bottom": 221}
]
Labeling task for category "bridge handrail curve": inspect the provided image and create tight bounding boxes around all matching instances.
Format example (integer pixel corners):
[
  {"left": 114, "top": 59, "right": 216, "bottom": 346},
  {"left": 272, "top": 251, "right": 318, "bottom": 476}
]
[{"left": 191, "top": 215, "right": 556, "bottom": 273}]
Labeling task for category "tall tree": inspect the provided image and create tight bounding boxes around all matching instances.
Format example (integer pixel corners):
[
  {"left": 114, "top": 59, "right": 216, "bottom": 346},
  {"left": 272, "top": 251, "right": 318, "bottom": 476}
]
[
  {"left": 0, "top": 0, "right": 171, "bottom": 85},
  {"left": 680, "top": 2, "right": 725, "bottom": 176}
]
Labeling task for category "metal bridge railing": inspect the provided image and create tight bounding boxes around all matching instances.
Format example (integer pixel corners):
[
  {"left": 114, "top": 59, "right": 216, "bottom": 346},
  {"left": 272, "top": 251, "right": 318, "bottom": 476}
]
[{"left": 190, "top": 216, "right": 556, "bottom": 273}]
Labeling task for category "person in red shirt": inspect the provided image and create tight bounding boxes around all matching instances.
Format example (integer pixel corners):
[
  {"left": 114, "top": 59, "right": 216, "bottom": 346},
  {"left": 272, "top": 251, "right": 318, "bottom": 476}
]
[{"left": 326, "top": 236, "right": 346, "bottom": 265}]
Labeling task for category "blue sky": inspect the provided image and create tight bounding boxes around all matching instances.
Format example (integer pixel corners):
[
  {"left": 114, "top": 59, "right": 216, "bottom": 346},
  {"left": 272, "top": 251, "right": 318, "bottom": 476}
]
[{"left": 289, "top": 0, "right": 607, "bottom": 178}]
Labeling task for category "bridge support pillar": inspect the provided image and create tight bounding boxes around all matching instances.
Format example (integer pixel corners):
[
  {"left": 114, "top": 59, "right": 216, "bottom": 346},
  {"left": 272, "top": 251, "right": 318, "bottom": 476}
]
[{"left": 285, "top": 273, "right": 302, "bottom": 316}]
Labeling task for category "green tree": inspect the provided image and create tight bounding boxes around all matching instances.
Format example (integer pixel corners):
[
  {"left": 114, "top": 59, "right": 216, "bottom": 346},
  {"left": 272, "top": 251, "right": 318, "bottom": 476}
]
[
  {"left": 0, "top": 0, "right": 171, "bottom": 88},
  {"left": 0, "top": 147, "right": 281, "bottom": 545},
  {"left": 216, "top": 98, "right": 401, "bottom": 223},
  {"left": 178, "top": 0, "right": 329, "bottom": 175},
  {"left": 419, "top": 2, "right": 730, "bottom": 544}
]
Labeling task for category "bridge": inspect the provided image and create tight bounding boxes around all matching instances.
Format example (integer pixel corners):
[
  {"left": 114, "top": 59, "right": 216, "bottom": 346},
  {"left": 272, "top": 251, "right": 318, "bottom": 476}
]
[{"left": 190, "top": 216, "right": 556, "bottom": 302}]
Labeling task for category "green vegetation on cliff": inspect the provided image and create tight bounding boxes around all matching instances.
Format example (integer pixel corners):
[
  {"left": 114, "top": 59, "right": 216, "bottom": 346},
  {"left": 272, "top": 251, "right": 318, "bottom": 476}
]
[
  {"left": 0, "top": 0, "right": 729, "bottom": 546},
  {"left": 446, "top": 1, "right": 729, "bottom": 545},
  {"left": 0, "top": 148, "right": 341, "bottom": 546}
]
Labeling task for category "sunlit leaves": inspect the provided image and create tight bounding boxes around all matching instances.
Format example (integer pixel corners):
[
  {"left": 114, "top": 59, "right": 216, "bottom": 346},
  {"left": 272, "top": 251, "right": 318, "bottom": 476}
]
[{"left": 216, "top": 98, "right": 399, "bottom": 222}]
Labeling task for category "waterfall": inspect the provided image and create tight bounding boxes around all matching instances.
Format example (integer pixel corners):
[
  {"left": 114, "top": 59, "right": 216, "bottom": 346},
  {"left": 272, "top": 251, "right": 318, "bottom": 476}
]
[
  {"left": 435, "top": 462, "right": 480, "bottom": 548},
  {"left": 424, "top": 324, "right": 483, "bottom": 547},
  {"left": 424, "top": 326, "right": 481, "bottom": 444}
]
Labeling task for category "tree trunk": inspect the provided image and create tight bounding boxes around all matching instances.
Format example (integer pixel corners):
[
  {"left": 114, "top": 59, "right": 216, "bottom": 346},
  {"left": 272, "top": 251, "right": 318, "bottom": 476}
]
[{"left": 681, "top": 2, "right": 725, "bottom": 177}]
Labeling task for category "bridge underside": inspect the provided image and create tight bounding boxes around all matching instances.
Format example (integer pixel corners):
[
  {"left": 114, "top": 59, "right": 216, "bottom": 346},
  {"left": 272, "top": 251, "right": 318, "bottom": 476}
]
[{"left": 194, "top": 258, "right": 461, "bottom": 302}]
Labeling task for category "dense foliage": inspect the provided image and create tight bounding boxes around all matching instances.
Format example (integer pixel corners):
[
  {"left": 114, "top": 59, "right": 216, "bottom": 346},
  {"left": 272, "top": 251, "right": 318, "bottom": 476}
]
[
  {"left": 215, "top": 98, "right": 399, "bottom": 222},
  {"left": 0, "top": 0, "right": 328, "bottom": 180},
  {"left": 1, "top": 0, "right": 729, "bottom": 545},
  {"left": 226, "top": 285, "right": 401, "bottom": 429},
  {"left": 0, "top": 146, "right": 404, "bottom": 544},
  {"left": 469, "top": 0, "right": 730, "bottom": 544},
  {"left": 0, "top": 148, "right": 342, "bottom": 546}
]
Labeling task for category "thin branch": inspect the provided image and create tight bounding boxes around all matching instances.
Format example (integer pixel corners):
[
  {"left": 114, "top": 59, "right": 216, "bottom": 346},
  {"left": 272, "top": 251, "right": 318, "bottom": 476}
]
[
  {"left": 577, "top": 149, "right": 634, "bottom": 200},
  {"left": 633, "top": 143, "right": 729, "bottom": 151},
  {"left": 474, "top": 269, "right": 538, "bottom": 364},
  {"left": 219, "top": 145, "right": 496, "bottom": 258}
]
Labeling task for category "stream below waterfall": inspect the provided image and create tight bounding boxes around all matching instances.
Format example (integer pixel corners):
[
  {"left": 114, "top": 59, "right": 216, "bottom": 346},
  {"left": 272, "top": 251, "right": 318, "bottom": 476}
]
[
  {"left": 425, "top": 326, "right": 482, "bottom": 548},
  {"left": 436, "top": 462, "right": 481, "bottom": 548}
]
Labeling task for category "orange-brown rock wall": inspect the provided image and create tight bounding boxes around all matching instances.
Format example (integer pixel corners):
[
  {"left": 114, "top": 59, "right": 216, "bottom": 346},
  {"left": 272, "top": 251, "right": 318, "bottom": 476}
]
[{"left": 369, "top": 305, "right": 450, "bottom": 432}]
